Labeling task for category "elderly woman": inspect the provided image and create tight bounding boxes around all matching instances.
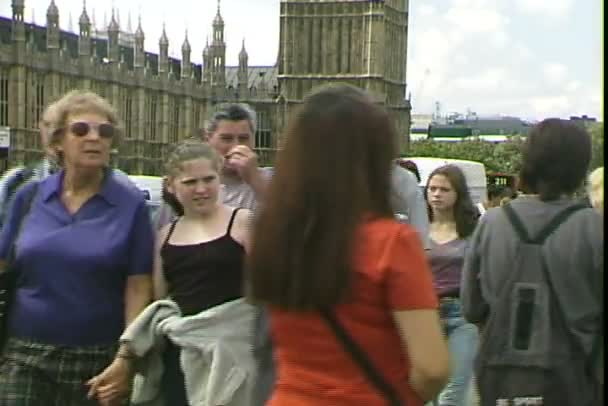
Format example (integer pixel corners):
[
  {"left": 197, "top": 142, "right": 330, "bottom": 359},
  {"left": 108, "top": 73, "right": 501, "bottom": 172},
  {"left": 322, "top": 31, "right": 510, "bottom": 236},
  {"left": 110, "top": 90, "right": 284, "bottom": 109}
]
[{"left": 0, "top": 90, "right": 154, "bottom": 405}]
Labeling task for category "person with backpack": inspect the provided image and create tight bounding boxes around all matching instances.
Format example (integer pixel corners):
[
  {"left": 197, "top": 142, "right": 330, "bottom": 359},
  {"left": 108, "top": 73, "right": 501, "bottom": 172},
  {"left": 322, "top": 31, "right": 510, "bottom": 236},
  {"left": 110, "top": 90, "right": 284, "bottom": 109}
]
[{"left": 461, "top": 118, "right": 604, "bottom": 406}]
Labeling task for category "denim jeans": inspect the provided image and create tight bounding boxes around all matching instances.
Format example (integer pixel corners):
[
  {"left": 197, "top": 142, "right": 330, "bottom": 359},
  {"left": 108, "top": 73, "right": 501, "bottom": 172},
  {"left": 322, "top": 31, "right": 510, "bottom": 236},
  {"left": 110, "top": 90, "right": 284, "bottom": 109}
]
[{"left": 436, "top": 298, "right": 479, "bottom": 406}]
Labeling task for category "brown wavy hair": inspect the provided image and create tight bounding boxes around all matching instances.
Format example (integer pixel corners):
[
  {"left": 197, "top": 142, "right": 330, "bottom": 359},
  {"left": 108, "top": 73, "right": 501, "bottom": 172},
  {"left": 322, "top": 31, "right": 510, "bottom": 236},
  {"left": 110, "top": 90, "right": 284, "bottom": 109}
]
[{"left": 247, "top": 84, "right": 397, "bottom": 310}]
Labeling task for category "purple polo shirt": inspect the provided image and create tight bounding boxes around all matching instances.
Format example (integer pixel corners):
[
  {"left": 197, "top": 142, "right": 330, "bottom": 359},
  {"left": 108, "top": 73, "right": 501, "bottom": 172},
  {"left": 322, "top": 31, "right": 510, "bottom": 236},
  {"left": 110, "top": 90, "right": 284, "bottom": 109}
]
[{"left": 0, "top": 170, "right": 154, "bottom": 346}]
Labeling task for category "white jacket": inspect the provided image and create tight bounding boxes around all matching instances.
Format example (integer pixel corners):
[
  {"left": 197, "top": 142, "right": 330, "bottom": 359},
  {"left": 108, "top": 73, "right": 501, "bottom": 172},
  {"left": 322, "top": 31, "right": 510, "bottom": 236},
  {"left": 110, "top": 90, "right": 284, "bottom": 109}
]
[{"left": 121, "top": 298, "right": 257, "bottom": 406}]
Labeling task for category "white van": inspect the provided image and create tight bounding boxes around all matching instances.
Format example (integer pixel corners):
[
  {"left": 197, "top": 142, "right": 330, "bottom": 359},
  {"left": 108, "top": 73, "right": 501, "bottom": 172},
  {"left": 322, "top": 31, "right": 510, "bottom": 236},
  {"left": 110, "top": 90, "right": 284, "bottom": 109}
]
[
  {"left": 128, "top": 175, "right": 164, "bottom": 218},
  {"left": 403, "top": 157, "right": 488, "bottom": 205}
]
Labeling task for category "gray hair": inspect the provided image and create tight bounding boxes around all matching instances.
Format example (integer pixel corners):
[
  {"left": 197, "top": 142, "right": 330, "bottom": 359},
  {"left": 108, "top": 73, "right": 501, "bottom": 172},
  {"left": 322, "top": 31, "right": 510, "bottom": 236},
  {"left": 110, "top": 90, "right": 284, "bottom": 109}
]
[{"left": 204, "top": 103, "right": 257, "bottom": 135}]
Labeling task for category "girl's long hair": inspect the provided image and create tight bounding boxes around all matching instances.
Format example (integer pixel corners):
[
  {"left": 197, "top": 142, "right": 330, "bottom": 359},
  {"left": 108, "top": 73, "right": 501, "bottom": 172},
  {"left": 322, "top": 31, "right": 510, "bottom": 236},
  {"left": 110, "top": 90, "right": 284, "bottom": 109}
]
[{"left": 247, "top": 84, "right": 396, "bottom": 310}]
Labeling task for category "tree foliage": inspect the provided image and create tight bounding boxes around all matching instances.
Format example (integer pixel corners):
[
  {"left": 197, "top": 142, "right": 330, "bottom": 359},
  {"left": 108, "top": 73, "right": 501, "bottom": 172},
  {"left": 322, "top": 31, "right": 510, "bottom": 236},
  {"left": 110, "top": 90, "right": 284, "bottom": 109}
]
[
  {"left": 405, "top": 136, "right": 526, "bottom": 174},
  {"left": 406, "top": 122, "right": 604, "bottom": 174},
  {"left": 588, "top": 122, "right": 604, "bottom": 170}
]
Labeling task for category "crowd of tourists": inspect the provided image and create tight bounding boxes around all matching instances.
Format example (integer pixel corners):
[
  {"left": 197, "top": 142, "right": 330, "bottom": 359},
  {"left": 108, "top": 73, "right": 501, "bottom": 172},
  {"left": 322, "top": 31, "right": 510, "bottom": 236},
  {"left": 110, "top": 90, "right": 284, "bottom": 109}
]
[{"left": 0, "top": 85, "right": 602, "bottom": 406}]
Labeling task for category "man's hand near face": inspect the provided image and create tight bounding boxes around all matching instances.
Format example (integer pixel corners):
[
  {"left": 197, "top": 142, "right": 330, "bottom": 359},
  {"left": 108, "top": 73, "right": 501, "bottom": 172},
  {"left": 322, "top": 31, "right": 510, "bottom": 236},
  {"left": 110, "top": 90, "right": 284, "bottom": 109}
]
[
  {"left": 225, "top": 145, "right": 259, "bottom": 182},
  {"left": 225, "top": 145, "right": 268, "bottom": 198}
]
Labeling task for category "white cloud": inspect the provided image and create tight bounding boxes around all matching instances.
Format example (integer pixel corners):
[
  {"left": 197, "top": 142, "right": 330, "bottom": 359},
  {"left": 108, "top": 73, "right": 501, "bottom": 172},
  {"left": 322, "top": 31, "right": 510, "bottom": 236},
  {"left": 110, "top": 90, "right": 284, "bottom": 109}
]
[
  {"left": 452, "top": 67, "right": 508, "bottom": 91},
  {"left": 445, "top": 7, "right": 509, "bottom": 34},
  {"left": 565, "top": 80, "right": 581, "bottom": 92},
  {"left": 417, "top": 5, "right": 437, "bottom": 16},
  {"left": 529, "top": 96, "right": 571, "bottom": 117},
  {"left": 514, "top": 0, "right": 575, "bottom": 19},
  {"left": 542, "top": 63, "right": 568, "bottom": 85}
]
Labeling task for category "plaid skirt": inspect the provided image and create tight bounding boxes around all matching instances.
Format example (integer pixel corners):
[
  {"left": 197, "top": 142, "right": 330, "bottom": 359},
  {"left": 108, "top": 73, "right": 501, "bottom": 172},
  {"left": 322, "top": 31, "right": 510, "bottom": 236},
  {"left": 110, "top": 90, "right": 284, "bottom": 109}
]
[{"left": 0, "top": 337, "right": 117, "bottom": 406}]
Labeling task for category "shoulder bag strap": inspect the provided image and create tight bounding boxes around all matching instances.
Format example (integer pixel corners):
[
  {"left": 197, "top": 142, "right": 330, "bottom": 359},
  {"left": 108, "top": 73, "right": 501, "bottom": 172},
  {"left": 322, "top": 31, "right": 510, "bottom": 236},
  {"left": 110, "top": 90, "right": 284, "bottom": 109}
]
[{"left": 321, "top": 309, "right": 403, "bottom": 406}]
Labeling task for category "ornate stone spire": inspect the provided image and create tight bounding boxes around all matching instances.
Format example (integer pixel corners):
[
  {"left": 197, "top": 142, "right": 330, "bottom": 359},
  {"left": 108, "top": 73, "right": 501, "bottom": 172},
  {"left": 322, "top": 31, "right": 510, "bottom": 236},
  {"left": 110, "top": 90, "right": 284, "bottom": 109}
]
[
  {"left": 79, "top": 0, "right": 90, "bottom": 27},
  {"left": 239, "top": 38, "right": 248, "bottom": 59},
  {"left": 213, "top": 0, "right": 223, "bottom": 26},
  {"left": 135, "top": 14, "right": 144, "bottom": 40},
  {"left": 181, "top": 30, "right": 191, "bottom": 53},
  {"left": 46, "top": 0, "right": 58, "bottom": 19},
  {"left": 159, "top": 22, "right": 169, "bottom": 46},
  {"left": 108, "top": 8, "right": 119, "bottom": 31}
]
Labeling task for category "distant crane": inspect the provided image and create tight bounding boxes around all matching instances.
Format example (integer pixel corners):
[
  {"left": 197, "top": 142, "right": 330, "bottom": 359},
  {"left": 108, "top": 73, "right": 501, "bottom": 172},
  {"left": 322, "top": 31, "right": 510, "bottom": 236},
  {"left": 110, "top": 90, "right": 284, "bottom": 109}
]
[
  {"left": 413, "top": 68, "right": 431, "bottom": 112},
  {"left": 433, "top": 101, "right": 442, "bottom": 123}
]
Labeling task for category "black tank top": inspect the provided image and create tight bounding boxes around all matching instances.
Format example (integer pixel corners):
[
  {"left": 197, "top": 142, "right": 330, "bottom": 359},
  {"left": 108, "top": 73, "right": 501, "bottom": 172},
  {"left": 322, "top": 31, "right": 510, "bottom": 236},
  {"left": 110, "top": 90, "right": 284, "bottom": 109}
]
[{"left": 161, "top": 208, "right": 245, "bottom": 316}]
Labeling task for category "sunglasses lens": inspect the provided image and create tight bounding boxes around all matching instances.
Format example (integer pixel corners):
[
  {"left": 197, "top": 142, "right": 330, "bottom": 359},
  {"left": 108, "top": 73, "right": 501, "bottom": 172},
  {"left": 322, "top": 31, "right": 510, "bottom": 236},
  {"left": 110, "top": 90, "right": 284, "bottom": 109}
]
[
  {"left": 98, "top": 123, "right": 115, "bottom": 139},
  {"left": 70, "top": 122, "right": 90, "bottom": 137}
]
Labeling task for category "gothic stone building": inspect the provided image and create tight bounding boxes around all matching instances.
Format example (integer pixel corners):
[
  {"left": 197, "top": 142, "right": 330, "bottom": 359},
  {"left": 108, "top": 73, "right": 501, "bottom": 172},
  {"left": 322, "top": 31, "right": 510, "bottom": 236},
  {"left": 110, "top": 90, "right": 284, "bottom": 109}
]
[{"left": 0, "top": 0, "right": 411, "bottom": 175}]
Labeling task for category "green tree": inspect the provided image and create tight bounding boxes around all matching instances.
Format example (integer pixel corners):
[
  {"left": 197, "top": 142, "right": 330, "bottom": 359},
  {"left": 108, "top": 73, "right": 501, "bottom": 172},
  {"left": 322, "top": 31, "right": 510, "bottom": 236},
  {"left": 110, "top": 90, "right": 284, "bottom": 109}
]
[
  {"left": 405, "top": 136, "right": 525, "bottom": 174},
  {"left": 588, "top": 122, "right": 604, "bottom": 170}
]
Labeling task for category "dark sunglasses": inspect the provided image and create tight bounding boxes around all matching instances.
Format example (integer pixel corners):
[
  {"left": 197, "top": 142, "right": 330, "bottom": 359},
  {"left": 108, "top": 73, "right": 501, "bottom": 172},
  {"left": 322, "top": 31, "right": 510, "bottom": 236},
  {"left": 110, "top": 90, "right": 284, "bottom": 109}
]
[{"left": 68, "top": 121, "right": 116, "bottom": 139}]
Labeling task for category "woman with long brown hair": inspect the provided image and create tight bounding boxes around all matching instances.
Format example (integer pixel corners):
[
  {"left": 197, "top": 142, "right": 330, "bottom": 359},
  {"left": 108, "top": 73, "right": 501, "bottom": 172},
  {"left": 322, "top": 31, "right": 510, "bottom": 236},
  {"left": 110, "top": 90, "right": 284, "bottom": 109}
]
[
  {"left": 424, "top": 164, "right": 479, "bottom": 406},
  {"left": 247, "top": 84, "right": 449, "bottom": 406}
]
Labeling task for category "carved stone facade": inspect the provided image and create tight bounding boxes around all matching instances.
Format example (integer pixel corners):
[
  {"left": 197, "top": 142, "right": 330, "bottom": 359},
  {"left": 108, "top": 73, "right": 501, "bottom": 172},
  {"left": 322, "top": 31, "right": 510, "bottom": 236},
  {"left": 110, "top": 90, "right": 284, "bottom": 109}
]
[
  {"left": 0, "top": 0, "right": 411, "bottom": 175},
  {"left": 278, "top": 0, "right": 412, "bottom": 151}
]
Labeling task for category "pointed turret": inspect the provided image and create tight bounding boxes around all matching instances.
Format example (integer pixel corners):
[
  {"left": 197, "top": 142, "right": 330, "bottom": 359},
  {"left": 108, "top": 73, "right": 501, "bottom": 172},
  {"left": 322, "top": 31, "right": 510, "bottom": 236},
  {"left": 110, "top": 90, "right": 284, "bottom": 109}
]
[
  {"left": 11, "top": 0, "right": 26, "bottom": 42},
  {"left": 134, "top": 15, "right": 145, "bottom": 69},
  {"left": 159, "top": 23, "right": 169, "bottom": 75},
  {"left": 210, "top": 0, "right": 226, "bottom": 87},
  {"left": 212, "top": 0, "right": 224, "bottom": 44},
  {"left": 181, "top": 31, "right": 191, "bottom": 53},
  {"left": 181, "top": 30, "right": 192, "bottom": 79},
  {"left": 46, "top": 0, "right": 58, "bottom": 19},
  {"left": 135, "top": 14, "right": 144, "bottom": 40},
  {"left": 46, "top": 0, "right": 60, "bottom": 50},
  {"left": 108, "top": 8, "right": 119, "bottom": 32},
  {"left": 78, "top": 1, "right": 91, "bottom": 57},
  {"left": 238, "top": 38, "right": 248, "bottom": 91},
  {"left": 107, "top": 9, "right": 120, "bottom": 62},
  {"left": 202, "top": 37, "right": 211, "bottom": 84},
  {"left": 239, "top": 38, "right": 248, "bottom": 62},
  {"left": 79, "top": 1, "right": 90, "bottom": 27}
]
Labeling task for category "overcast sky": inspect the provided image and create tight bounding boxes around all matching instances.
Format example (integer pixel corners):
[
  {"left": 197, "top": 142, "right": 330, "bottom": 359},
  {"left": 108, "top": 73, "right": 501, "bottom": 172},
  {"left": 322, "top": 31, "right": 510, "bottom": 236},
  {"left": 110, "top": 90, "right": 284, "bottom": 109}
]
[{"left": 1, "top": 0, "right": 602, "bottom": 121}]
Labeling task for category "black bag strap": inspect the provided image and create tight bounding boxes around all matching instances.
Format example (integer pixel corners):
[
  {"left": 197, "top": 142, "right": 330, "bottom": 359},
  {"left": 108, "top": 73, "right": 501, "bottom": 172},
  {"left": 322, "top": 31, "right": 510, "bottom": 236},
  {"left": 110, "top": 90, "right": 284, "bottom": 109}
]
[
  {"left": 531, "top": 204, "right": 587, "bottom": 243},
  {"left": 502, "top": 203, "right": 586, "bottom": 244},
  {"left": 6, "top": 183, "right": 39, "bottom": 266},
  {"left": 321, "top": 309, "right": 403, "bottom": 406}
]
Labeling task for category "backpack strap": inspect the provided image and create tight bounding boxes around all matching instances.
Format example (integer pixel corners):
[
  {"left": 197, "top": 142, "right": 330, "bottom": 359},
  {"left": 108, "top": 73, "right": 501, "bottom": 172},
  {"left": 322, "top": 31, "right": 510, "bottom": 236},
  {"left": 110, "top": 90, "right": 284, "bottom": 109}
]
[
  {"left": 6, "top": 182, "right": 39, "bottom": 266},
  {"left": 501, "top": 204, "right": 532, "bottom": 243},
  {"left": 502, "top": 203, "right": 586, "bottom": 244},
  {"left": 5, "top": 167, "right": 35, "bottom": 203},
  {"left": 531, "top": 204, "right": 587, "bottom": 243}
]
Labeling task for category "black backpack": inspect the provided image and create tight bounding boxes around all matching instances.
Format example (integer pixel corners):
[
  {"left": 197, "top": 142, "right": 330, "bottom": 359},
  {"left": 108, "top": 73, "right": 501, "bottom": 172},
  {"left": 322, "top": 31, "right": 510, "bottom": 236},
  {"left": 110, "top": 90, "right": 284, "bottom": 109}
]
[
  {"left": 475, "top": 203, "right": 601, "bottom": 406},
  {"left": 0, "top": 166, "right": 35, "bottom": 228}
]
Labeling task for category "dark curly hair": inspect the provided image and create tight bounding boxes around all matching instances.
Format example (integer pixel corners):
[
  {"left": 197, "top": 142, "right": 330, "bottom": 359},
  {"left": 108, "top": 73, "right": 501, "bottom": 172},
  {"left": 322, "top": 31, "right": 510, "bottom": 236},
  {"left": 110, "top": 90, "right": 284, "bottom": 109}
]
[{"left": 519, "top": 118, "right": 591, "bottom": 201}]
